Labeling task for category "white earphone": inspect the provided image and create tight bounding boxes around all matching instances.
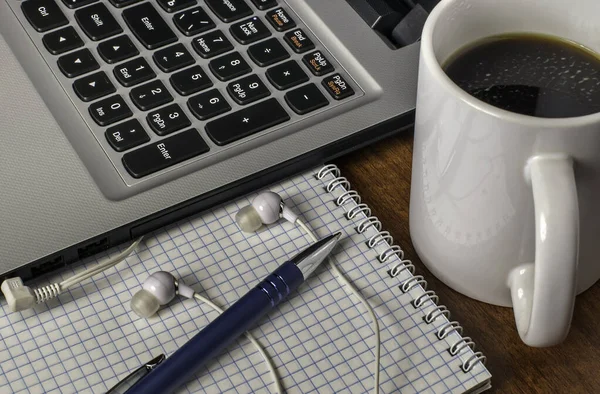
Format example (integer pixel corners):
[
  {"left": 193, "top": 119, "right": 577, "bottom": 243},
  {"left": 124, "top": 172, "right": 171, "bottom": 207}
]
[
  {"left": 235, "top": 191, "right": 299, "bottom": 232},
  {"left": 130, "top": 271, "right": 195, "bottom": 318}
]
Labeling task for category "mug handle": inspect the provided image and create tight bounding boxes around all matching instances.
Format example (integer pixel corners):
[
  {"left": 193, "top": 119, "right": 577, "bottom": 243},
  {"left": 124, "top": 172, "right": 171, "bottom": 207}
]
[{"left": 507, "top": 154, "right": 579, "bottom": 347}]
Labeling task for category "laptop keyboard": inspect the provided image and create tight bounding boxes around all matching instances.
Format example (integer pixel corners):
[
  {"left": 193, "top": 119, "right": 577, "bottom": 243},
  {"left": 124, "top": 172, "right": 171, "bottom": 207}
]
[{"left": 18, "top": 0, "right": 360, "bottom": 181}]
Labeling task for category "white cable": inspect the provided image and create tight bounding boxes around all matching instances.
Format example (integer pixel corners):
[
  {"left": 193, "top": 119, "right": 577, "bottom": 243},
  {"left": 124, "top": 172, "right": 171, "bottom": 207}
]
[
  {"left": 60, "top": 237, "right": 144, "bottom": 290},
  {"left": 193, "top": 293, "right": 282, "bottom": 394},
  {"left": 297, "top": 219, "right": 380, "bottom": 394}
]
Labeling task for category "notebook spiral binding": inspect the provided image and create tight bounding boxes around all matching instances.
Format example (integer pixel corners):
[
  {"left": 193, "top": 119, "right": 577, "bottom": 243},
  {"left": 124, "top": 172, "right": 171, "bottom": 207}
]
[{"left": 316, "top": 164, "right": 487, "bottom": 373}]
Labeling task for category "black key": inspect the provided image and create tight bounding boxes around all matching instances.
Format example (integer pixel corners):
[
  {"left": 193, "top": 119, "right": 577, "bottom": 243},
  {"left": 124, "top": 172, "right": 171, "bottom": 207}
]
[
  {"left": 230, "top": 17, "right": 271, "bottom": 45},
  {"left": 109, "top": 0, "right": 140, "bottom": 7},
  {"left": 265, "top": 8, "right": 295, "bottom": 32},
  {"left": 58, "top": 49, "right": 99, "bottom": 78},
  {"left": 61, "top": 0, "right": 97, "bottom": 9},
  {"left": 22, "top": 0, "right": 68, "bottom": 32},
  {"left": 265, "top": 60, "right": 308, "bottom": 90},
  {"left": 205, "top": 0, "right": 252, "bottom": 23},
  {"left": 89, "top": 95, "right": 132, "bottom": 126},
  {"left": 173, "top": 7, "right": 215, "bottom": 36},
  {"left": 75, "top": 3, "right": 122, "bottom": 41},
  {"left": 123, "top": 129, "right": 210, "bottom": 178},
  {"left": 130, "top": 80, "right": 174, "bottom": 111},
  {"left": 114, "top": 57, "right": 155, "bottom": 87},
  {"left": 147, "top": 104, "right": 191, "bottom": 135},
  {"left": 209, "top": 52, "right": 251, "bottom": 81},
  {"left": 123, "top": 3, "right": 177, "bottom": 50},
  {"left": 227, "top": 74, "right": 270, "bottom": 105},
  {"left": 247, "top": 38, "right": 289, "bottom": 67},
  {"left": 98, "top": 35, "right": 139, "bottom": 64},
  {"left": 322, "top": 74, "right": 355, "bottom": 100},
  {"left": 302, "top": 50, "right": 334, "bottom": 76},
  {"left": 284, "top": 83, "right": 328, "bottom": 114},
  {"left": 42, "top": 27, "right": 83, "bottom": 55},
  {"left": 73, "top": 71, "right": 116, "bottom": 102},
  {"left": 153, "top": 43, "right": 195, "bottom": 73},
  {"left": 187, "top": 89, "right": 231, "bottom": 120},
  {"left": 205, "top": 98, "right": 289, "bottom": 145},
  {"left": 250, "top": 0, "right": 276, "bottom": 10},
  {"left": 158, "top": 0, "right": 196, "bottom": 13},
  {"left": 170, "top": 65, "right": 213, "bottom": 96},
  {"left": 105, "top": 119, "right": 150, "bottom": 152},
  {"left": 191, "top": 30, "right": 233, "bottom": 59},
  {"left": 283, "top": 28, "right": 314, "bottom": 53}
]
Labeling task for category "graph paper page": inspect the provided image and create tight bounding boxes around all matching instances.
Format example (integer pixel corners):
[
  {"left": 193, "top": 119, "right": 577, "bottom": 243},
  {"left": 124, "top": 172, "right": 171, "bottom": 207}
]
[{"left": 0, "top": 166, "right": 491, "bottom": 394}]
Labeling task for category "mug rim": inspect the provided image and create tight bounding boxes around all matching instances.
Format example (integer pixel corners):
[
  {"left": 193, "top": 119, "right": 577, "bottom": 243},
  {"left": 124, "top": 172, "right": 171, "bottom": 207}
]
[{"left": 421, "top": 0, "right": 600, "bottom": 128}]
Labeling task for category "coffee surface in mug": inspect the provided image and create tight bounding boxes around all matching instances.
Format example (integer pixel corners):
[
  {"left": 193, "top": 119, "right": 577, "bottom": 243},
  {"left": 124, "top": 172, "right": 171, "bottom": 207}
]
[{"left": 443, "top": 33, "right": 600, "bottom": 118}]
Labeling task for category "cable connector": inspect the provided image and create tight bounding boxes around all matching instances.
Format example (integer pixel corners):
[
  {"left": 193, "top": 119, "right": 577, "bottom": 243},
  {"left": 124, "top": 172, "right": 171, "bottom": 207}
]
[{"left": 1, "top": 277, "right": 36, "bottom": 312}]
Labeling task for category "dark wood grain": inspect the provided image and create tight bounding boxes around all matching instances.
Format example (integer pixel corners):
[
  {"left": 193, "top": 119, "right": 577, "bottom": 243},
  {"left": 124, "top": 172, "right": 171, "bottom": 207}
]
[{"left": 335, "top": 131, "right": 600, "bottom": 394}]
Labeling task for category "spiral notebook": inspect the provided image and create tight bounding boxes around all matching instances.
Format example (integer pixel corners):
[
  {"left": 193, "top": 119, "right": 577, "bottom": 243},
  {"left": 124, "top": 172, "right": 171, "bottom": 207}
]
[{"left": 0, "top": 165, "right": 492, "bottom": 394}]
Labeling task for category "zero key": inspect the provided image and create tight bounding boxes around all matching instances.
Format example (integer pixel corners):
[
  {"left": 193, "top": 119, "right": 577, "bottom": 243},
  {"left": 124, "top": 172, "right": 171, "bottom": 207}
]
[{"left": 22, "top": 0, "right": 68, "bottom": 32}]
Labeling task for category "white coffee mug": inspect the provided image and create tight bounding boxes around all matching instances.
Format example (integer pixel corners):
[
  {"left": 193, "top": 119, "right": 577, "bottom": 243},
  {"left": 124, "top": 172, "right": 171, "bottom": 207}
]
[{"left": 410, "top": 0, "right": 600, "bottom": 347}]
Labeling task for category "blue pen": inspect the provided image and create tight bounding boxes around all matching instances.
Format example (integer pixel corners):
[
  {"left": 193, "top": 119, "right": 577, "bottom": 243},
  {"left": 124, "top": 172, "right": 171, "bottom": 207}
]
[{"left": 125, "top": 232, "right": 341, "bottom": 394}]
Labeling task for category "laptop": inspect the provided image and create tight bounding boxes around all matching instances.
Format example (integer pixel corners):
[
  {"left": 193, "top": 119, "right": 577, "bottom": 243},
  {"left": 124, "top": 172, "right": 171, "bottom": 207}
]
[{"left": 0, "top": 0, "right": 421, "bottom": 280}]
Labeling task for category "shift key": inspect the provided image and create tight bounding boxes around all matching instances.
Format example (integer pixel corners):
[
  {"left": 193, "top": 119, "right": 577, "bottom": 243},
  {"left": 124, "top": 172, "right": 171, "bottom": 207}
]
[
  {"left": 122, "top": 129, "right": 210, "bottom": 178},
  {"left": 122, "top": 3, "right": 177, "bottom": 50}
]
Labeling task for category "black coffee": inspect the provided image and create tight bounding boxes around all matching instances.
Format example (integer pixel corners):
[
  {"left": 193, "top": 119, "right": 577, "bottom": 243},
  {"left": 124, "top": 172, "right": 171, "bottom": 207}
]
[{"left": 443, "top": 33, "right": 600, "bottom": 118}]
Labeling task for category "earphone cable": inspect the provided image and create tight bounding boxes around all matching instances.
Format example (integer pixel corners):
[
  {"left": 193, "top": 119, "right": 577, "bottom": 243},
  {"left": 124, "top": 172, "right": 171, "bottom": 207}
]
[
  {"left": 192, "top": 293, "right": 282, "bottom": 394},
  {"left": 296, "top": 219, "right": 380, "bottom": 394}
]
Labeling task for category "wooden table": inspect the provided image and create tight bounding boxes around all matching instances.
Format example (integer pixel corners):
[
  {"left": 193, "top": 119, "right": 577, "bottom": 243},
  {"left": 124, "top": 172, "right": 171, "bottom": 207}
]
[{"left": 335, "top": 131, "right": 600, "bottom": 394}]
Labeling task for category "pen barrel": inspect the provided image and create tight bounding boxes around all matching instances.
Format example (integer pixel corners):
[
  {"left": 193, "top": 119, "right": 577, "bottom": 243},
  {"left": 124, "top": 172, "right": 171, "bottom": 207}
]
[{"left": 126, "top": 261, "right": 304, "bottom": 394}]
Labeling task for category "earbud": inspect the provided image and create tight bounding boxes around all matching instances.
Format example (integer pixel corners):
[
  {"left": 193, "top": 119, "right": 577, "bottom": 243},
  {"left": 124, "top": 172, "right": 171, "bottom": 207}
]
[
  {"left": 130, "top": 271, "right": 195, "bottom": 318},
  {"left": 235, "top": 192, "right": 299, "bottom": 233}
]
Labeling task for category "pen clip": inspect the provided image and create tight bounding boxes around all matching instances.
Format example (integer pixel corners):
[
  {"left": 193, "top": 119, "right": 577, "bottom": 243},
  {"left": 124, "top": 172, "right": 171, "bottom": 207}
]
[{"left": 105, "top": 354, "right": 166, "bottom": 394}]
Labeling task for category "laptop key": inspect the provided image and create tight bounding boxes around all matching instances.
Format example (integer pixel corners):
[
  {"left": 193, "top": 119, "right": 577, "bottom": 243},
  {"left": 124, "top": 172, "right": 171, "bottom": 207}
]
[
  {"left": 98, "top": 35, "right": 139, "bottom": 64},
  {"left": 205, "top": 0, "right": 252, "bottom": 23},
  {"left": 114, "top": 57, "right": 156, "bottom": 87},
  {"left": 266, "top": 8, "right": 295, "bottom": 32},
  {"left": 61, "top": 0, "right": 97, "bottom": 9},
  {"left": 284, "top": 83, "right": 328, "bottom": 115},
  {"left": 265, "top": 60, "right": 308, "bottom": 90},
  {"left": 187, "top": 89, "right": 231, "bottom": 120},
  {"left": 209, "top": 52, "right": 251, "bottom": 81},
  {"left": 43, "top": 27, "right": 84, "bottom": 55},
  {"left": 250, "top": 0, "right": 276, "bottom": 10},
  {"left": 123, "top": 3, "right": 177, "bottom": 50},
  {"left": 108, "top": 0, "right": 140, "bottom": 7},
  {"left": 75, "top": 3, "right": 123, "bottom": 41},
  {"left": 89, "top": 95, "right": 132, "bottom": 126},
  {"left": 192, "top": 30, "right": 233, "bottom": 59},
  {"left": 22, "top": 0, "right": 68, "bottom": 32},
  {"left": 105, "top": 119, "right": 150, "bottom": 152},
  {"left": 153, "top": 43, "right": 195, "bottom": 73},
  {"left": 227, "top": 74, "right": 270, "bottom": 105},
  {"left": 283, "top": 28, "right": 314, "bottom": 53},
  {"left": 205, "top": 98, "right": 289, "bottom": 146},
  {"left": 73, "top": 71, "right": 116, "bottom": 102},
  {"left": 130, "top": 80, "right": 174, "bottom": 111},
  {"left": 322, "top": 74, "right": 355, "bottom": 100},
  {"left": 173, "top": 7, "right": 215, "bottom": 37},
  {"left": 170, "top": 65, "right": 213, "bottom": 96},
  {"left": 122, "top": 129, "right": 210, "bottom": 178},
  {"left": 147, "top": 104, "right": 191, "bottom": 136},
  {"left": 247, "top": 38, "right": 289, "bottom": 67},
  {"left": 230, "top": 17, "right": 271, "bottom": 45},
  {"left": 58, "top": 48, "right": 99, "bottom": 78},
  {"left": 158, "top": 0, "right": 196, "bottom": 13},
  {"left": 302, "top": 50, "right": 334, "bottom": 76}
]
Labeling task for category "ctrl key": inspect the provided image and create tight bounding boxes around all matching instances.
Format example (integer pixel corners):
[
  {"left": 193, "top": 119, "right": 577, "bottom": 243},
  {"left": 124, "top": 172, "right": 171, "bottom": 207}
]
[{"left": 122, "top": 129, "right": 210, "bottom": 178}]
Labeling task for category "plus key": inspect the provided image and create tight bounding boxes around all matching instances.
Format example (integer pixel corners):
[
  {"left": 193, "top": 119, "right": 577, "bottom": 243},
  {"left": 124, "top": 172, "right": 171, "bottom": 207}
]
[{"left": 205, "top": 98, "right": 289, "bottom": 145}]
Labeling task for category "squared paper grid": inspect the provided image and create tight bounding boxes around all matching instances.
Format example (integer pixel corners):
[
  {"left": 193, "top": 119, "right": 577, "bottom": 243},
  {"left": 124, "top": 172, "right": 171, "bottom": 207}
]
[{"left": 0, "top": 166, "right": 491, "bottom": 394}]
